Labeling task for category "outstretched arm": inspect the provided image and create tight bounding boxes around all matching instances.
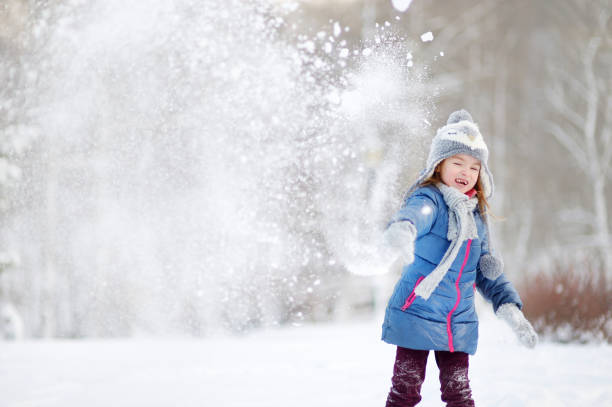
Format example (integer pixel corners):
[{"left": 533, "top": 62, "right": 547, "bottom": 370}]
[
  {"left": 381, "top": 191, "right": 438, "bottom": 265},
  {"left": 476, "top": 272, "right": 538, "bottom": 348},
  {"left": 382, "top": 221, "right": 416, "bottom": 265},
  {"left": 496, "top": 303, "right": 538, "bottom": 348}
]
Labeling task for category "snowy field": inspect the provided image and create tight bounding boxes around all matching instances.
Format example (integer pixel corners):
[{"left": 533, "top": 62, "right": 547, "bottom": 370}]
[{"left": 1, "top": 312, "right": 611, "bottom": 407}]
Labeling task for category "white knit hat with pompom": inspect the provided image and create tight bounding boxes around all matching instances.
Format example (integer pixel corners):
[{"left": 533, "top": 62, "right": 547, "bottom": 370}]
[{"left": 408, "top": 109, "right": 494, "bottom": 199}]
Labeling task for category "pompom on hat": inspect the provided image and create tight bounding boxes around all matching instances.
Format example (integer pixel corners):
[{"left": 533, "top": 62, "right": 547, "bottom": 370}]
[{"left": 408, "top": 109, "right": 494, "bottom": 199}]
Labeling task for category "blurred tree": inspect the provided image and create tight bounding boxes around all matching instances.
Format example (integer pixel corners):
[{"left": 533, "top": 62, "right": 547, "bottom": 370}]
[
  {"left": 0, "top": 0, "right": 36, "bottom": 338},
  {"left": 543, "top": 1, "right": 612, "bottom": 273}
]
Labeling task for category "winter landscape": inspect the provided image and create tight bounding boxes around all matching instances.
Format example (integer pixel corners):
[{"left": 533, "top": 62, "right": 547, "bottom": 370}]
[{"left": 1, "top": 0, "right": 611, "bottom": 406}]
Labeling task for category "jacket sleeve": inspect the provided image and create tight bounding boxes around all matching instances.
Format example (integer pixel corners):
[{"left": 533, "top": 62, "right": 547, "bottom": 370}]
[
  {"left": 387, "top": 190, "right": 438, "bottom": 238},
  {"left": 476, "top": 271, "right": 523, "bottom": 313},
  {"left": 476, "top": 215, "right": 520, "bottom": 310}
]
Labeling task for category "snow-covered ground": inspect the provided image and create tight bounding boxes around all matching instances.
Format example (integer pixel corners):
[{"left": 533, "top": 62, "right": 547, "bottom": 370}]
[{"left": 1, "top": 311, "right": 611, "bottom": 407}]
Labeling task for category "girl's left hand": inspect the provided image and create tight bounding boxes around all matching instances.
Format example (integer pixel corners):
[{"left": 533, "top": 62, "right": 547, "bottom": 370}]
[{"left": 496, "top": 303, "right": 538, "bottom": 348}]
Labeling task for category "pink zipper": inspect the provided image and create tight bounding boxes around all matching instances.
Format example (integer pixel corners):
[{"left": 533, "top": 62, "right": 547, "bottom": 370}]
[
  {"left": 401, "top": 276, "right": 425, "bottom": 311},
  {"left": 447, "top": 239, "right": 472, "bottom": 352}
]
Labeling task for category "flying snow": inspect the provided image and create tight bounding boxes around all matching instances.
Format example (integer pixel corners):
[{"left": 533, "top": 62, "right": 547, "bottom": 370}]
[
  {"left": 420, "top": 31, "right": 434, "bottom": 42},
  {"left": 391, "top": 0, "right": 414, "bottom": 13}
]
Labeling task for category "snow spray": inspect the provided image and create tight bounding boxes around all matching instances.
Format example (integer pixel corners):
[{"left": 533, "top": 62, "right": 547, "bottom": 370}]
[{"left": 2, "top": 0, "right": 432, "bottom": 337}]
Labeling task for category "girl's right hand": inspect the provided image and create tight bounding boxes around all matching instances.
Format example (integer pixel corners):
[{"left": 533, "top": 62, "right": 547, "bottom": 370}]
[{"left": 382, "top": 221, "right": 416, "bottom": 265}]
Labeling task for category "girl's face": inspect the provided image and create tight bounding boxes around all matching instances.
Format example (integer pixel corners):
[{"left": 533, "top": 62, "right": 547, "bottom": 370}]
[{"left": 438, "top": 154, "right": 481, "bottom": 194}]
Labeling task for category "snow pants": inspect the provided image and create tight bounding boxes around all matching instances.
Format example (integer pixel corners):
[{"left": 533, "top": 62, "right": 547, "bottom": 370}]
[{"left": 385, "top": 346, "right": 475, "bottom": 407}]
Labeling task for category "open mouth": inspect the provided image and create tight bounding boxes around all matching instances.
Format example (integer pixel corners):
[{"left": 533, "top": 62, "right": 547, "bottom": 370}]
[{"left": 455, "top": 178, "right": 469, "bottom": 186}]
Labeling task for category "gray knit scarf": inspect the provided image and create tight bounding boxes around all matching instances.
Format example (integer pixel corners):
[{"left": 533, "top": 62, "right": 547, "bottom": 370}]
[{"left": 414, "top": 183, "right": 479, "bottom": 300}]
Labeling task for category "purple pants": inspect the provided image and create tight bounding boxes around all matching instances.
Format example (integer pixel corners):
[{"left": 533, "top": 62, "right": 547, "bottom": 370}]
[{"left": 386, "top": 347, "right": 475, "bottom": 407}]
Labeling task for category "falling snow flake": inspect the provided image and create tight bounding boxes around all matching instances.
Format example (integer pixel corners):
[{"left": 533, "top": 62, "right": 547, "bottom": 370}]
[
  {"left": 333, "top": 22, "right": 341, "bottom": 37},
  {"left": 391, "top": 0, "right": 413, "bottom": 12},
  {"left": 420, "top": 31, "right": 434, "bottom": 42}
]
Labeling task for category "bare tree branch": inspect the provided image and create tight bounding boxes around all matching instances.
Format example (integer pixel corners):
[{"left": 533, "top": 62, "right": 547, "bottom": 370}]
[
  {"left": 432, "top": 0, "right": 500, "bottom": 53},
  {"left": 602, "top": 94, "right": 612, "bottom": 177},
  {"left": 545, "top": 84, "right": 587, "bottom": 131},
  {"left": 557, "top": 207, "right": 596, "bottom": 228},
  {"left": 547, "top": 65, "right": 590, "bottom": 98},
  {"left": 544, "top": 121, "right": 590, "bottom": 174},
  {"left": 582, "top": 36, "right": 602, "bottom": 177},
  {"left": 602, "top": 126, "right": 612, "bottom": 178}
]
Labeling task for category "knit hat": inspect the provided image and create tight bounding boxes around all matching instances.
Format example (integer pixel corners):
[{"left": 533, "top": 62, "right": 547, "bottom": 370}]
[{"left": 408, "top": 109, "right": 494, "bottom": 199}]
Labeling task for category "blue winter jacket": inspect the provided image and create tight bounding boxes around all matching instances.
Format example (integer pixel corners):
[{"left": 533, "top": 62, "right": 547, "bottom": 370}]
[{"left": 381, "top": 185, "right": 522, "bottom": 355}]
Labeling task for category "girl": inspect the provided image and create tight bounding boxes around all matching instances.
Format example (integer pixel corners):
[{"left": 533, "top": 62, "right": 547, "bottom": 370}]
[{"left": 380, "top": 110, "right": 537, "bottom": 407}]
